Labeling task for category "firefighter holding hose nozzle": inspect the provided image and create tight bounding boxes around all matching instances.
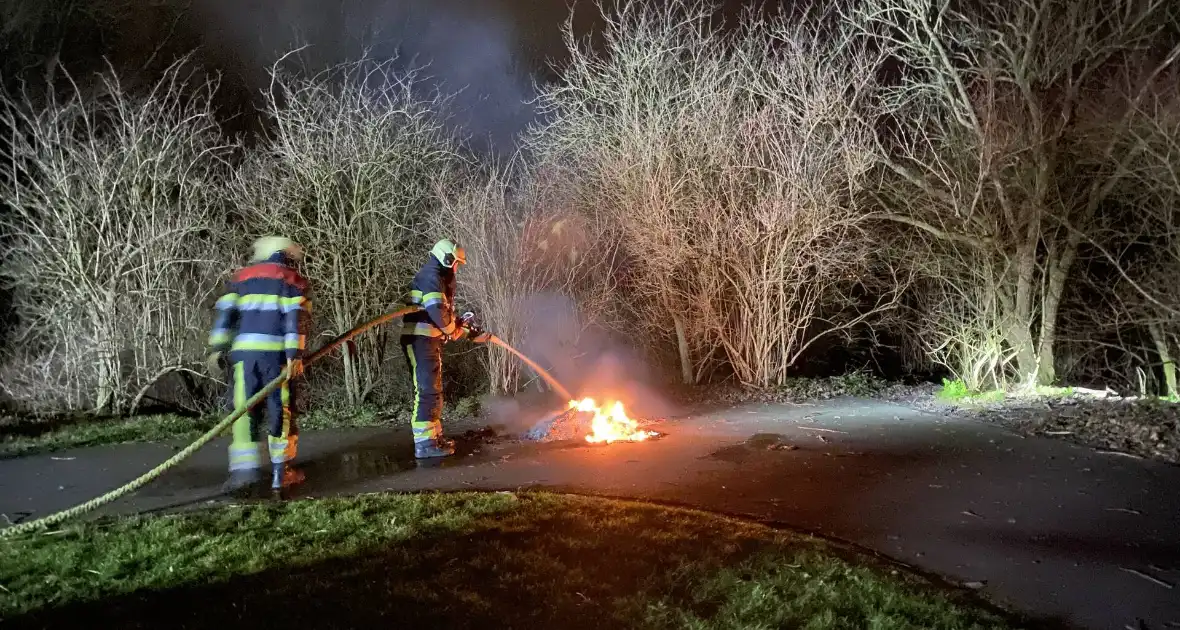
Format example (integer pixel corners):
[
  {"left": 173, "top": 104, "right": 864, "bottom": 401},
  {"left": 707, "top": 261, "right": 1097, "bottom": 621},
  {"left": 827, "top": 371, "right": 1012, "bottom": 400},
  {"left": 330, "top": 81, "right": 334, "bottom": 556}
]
[
  {"left": 206, "top": 236, "right": 310, "bottom": 494},
  {"left": 402, "top": 239, "right": 490, "bottom": 459}
]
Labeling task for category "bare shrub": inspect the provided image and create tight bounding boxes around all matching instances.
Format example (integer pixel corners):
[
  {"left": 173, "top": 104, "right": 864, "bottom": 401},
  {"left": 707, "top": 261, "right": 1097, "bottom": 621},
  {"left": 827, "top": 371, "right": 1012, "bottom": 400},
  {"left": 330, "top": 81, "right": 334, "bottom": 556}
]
[
  {"left": 526, "top": 0, "right": 904, "bottom": 388},
  {"left": 907, "top": 252, "right": 1012, "bottom": 392},
  {"left": 233, "top": 56, "right": 463, "bottom": 408},
  {"left": 0, "top": 62, "right": 235, "bottom": 412},
  {"left": 855, "top": 0, "right": 1180, "bottom": 388}
]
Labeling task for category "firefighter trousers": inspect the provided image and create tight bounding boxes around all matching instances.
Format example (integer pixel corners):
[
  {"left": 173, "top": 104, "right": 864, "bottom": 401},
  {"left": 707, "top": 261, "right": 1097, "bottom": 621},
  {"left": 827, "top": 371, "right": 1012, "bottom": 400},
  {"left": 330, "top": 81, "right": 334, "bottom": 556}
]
[
  {"left": 227, "top": 352, "right": 299, "bottom": 472},
  {"left": 400, "top": 335, "right": 444, "bottom": 446}
]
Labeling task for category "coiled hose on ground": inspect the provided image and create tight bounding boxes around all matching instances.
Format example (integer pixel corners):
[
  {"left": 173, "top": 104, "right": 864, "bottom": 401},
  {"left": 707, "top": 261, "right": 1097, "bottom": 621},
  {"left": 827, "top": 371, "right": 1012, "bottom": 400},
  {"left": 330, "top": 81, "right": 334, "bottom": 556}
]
[{"left": 0, "top": 305, "right": 422, "bottom": 539}]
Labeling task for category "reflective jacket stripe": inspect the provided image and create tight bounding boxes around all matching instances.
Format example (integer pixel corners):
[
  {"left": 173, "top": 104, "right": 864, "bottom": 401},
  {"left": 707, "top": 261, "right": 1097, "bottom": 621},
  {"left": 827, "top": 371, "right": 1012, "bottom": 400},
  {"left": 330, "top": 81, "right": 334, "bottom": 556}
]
[
  {"left": 232, "top": 333, "right": 286, "bottom": 352},
  {"left": 207, "top": 257, "right": 311, "bottom": 360},
  {"left": 402, "top": 322, "right": 444, "bottom": 337}
]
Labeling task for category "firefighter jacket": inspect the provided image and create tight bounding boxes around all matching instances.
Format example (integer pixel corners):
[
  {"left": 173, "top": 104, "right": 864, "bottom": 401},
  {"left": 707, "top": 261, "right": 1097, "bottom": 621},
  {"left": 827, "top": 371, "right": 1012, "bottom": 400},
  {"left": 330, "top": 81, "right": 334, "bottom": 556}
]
[
  {"left": 402, "top": 257, "right": 458, "bottom": 339},
  {"left": 208, "top": 252, "right": 311, "bottom": 361}
]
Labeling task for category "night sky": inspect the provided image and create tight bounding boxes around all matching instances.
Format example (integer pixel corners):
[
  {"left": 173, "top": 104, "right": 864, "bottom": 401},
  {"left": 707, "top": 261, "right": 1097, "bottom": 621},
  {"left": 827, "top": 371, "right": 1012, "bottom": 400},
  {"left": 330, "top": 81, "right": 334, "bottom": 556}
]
[{"left": 7, "top": 0, "right": 781, "bottom": 151}]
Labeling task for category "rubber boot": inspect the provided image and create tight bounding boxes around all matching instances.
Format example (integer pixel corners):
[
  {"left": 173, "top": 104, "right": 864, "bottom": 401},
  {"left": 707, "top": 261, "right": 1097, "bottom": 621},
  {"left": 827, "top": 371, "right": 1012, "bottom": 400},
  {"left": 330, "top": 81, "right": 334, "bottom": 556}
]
[
  {"left": 414, "top": 437, "right": 455, "bottom": 459},
  {"left": 271, "top": 462, "right": 306, "bottom": 494},
  {"left": 222, "top": 468, "right": 263, "bottom": 498}
]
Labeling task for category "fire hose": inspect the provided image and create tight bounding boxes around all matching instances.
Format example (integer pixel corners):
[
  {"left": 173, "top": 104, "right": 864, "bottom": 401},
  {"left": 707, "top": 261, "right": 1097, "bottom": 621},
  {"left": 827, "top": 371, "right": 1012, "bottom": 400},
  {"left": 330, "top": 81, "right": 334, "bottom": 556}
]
[
  {"left": 0, "top": 305, "right": 423, "bottom": 539},
  {"left": 457, "top": 312, "right": 574, "bottom": 402}
]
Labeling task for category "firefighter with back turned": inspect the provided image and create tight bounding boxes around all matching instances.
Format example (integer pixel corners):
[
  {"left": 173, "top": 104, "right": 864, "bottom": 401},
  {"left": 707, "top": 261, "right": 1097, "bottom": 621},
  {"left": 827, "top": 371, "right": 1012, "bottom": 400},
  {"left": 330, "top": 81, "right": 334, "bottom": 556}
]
[{"left": 206, "top": 236, "right": 310, "bottom": 494}]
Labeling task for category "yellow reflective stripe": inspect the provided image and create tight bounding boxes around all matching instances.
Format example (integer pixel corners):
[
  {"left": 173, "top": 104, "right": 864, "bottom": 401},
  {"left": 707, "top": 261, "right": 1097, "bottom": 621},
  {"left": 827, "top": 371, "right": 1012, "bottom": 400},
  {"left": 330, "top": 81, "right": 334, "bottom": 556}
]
[
  {"left": 408, "top": 290, "right": 446, "bottom": 307},
  {"left": 233, "top": 362, "right": 247, "bottom": 411},
  {"left": 215, "top": 293, "right": 239, "bottom": 309},
  {"left": 236, "top": 294, "right": 280, "bottom": 307},
  {"left": 209, "top": 330, "right": 231, "bottom": 346},
  {"left": 284, "top": 333, "right": 305, "bottom": 350},
  {"left": 231, "top": 295, "right": 311, "bottom": 313},
  {"left": 402, "top": 322, "right": 443, "bottom": 337},
  {"left": 406, "top": 344, "right": 420, "bottom": 422},
  {"left": 279, "top": 296, "right": 308, "bottom": 313},
  {"left": 268, "top": 435, "right": 295, "bottom": 463},
  {"left": 229, "top": 446, "right": 261, "bottom": 465},
  {"left": 228, "top": 452, "right": 261, "bottom": 471},
  {"left": 232, "top": 339, "right": 285, "bottom": 351}
]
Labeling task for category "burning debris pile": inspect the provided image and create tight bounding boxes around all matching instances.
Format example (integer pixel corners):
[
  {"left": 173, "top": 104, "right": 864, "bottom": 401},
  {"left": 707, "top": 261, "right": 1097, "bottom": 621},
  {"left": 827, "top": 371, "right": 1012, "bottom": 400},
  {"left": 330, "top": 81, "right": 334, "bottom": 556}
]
[{"left": 524, "top": 398, "right": 658, "bottom": 443}]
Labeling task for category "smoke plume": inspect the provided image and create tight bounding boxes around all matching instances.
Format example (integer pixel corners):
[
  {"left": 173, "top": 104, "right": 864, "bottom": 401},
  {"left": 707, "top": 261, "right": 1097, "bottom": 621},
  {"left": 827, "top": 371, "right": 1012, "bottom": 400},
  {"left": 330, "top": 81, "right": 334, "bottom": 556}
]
[{"left": 191, "top": 0, "right": 546, "bottom": 154}]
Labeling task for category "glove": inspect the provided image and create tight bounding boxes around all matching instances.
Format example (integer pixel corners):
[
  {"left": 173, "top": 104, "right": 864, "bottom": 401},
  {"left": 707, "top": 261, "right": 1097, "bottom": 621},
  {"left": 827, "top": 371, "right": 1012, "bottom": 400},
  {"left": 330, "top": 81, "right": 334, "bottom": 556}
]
[
  {"left": 286, "top": 358, "right": 304, "bottom": 379},
  {"left": 469, "top": 330, "right": 491, "bottom": 344},
  {"left": 205, "top": 351, "right": 225, "bottom": 375}
]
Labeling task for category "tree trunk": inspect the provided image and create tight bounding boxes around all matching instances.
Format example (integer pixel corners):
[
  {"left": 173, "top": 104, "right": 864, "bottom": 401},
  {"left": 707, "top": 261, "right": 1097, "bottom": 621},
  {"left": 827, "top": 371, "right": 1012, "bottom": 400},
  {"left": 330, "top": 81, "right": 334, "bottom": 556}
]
[
  {"left": 1148, "top": 321, "right": 1177, "bottom": 399},
  {"left": 341, "top": 342, "right": 359, "bottom": 406},
  {"left": 92, "top": 295, "right": 120, "bottom": 412},
  {"left": 1004, "top": 319, "right": 1038, "bottom": 386},
  {"left": 1036, "top": 233, "right": 1082, "bottom": 387},
  {"left": 1000, "top": 295, "right": 1037, "bottom": 386},
  {"left": 1008, "top": 238, "right": 1040, "bottom": 386},
  {"left": 94, "top": 356, "right": 116, "bottom": 412},
  {"left": 672, "top": 312, "right": 694, "bottom": 385}
]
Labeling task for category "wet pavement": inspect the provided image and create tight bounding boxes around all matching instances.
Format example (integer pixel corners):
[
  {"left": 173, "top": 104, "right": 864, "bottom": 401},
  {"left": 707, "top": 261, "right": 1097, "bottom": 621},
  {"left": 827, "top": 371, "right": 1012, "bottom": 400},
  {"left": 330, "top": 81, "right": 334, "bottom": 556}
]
[{"left": 2, "top": 398, "right": 1179, "bottom": 630}]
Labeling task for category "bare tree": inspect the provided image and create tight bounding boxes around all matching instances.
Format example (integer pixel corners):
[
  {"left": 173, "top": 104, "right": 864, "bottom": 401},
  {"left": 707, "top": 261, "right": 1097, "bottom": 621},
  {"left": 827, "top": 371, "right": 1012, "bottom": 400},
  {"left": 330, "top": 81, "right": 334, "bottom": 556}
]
[
  {"left": 233, "top": 55, "right": 462, "bottom": 407},
  {"left": 526, "top": 0, "right": 905, "bottom": 388},
  {"left": 0, "top": 61, "right": 235, "bottom": 412},
  {"left": 855, "top": 0, "right": 1180, "bottom": 387},
  {"left": 1101, "top": 73, "right": 1180, "bottom": 397}
]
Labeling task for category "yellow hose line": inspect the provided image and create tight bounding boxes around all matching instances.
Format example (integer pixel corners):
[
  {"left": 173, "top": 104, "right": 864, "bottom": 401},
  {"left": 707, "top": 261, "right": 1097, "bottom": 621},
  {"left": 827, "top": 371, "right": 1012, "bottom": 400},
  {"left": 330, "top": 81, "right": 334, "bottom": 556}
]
[{"left": 0, "top": 306, "right": 421, "bottom": 539}]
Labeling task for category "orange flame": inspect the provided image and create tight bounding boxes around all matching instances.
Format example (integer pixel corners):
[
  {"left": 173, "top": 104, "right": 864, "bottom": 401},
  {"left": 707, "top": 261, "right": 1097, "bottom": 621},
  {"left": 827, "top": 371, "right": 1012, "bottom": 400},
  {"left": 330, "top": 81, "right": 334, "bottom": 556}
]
[{"left": 569, "top": 397, "right": 656, "bottom": 443}]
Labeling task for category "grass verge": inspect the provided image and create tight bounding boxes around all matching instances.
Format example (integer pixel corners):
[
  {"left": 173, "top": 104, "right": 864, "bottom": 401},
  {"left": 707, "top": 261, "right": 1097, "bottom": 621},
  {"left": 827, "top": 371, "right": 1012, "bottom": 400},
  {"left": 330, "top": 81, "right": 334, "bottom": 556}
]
[{"left": 0, "top": 491, "right": 1023, "bottom": 629}]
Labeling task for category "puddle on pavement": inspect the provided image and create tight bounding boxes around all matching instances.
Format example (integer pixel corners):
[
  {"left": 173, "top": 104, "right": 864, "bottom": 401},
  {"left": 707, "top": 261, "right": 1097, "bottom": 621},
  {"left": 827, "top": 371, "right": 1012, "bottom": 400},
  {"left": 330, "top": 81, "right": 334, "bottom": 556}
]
[
  {"left": 293, "top": 431, "right": 507, "bottom": 494},
  {"left": 706, "top": 433, "right": 799, "bottom": 464},
  {"left": 143, "top": 428, "right": 507, "bottom": 498},
  {"left": 142, "top": 424, "right": 672, "bottom": 501}
]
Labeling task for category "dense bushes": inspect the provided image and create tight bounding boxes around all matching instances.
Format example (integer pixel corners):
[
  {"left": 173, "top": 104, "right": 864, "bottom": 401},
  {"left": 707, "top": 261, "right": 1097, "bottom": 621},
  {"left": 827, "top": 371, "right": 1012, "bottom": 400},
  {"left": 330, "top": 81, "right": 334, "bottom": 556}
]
[
  {"left": 1, "top": 0, "right": 1178, "bottom": 415},
  {"left": 0, "top": 63, "right": 235, "bottom": 413}
]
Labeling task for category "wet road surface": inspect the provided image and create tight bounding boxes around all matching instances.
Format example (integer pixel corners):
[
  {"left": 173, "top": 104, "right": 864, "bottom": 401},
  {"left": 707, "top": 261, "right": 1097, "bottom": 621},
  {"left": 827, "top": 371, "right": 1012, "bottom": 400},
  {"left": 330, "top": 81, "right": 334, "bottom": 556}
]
[{"left": 2, "top": 398, "right": 1178, "bottom": 630}]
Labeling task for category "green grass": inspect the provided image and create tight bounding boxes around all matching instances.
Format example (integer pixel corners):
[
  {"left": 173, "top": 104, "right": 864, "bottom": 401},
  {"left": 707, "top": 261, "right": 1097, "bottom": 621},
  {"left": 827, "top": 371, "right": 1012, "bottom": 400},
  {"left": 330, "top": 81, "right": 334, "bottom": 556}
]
[
  {"left": 937, "top": 379, "right": 1007, "bottom": 404},
  {"left": 937, "top": 378, "right": 971, "bottom": 401},
  {"left": 972, "top": 389, "right": 1007, "bottom": 403},
  {"left": 937, "top": 380, "right": 1086, "bottom": 406},
  {"left": 0, "top": 396, "right": 483, "bottom": 458},
  {"left": 0, "top": 492, "right": 1022, "bottom": 629},
  {"left": 1031, "top": 386, "right": 1075, "bottom": 398},
  {"left": 0, "top": 413, "right": 219, "bottom": 458}
]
